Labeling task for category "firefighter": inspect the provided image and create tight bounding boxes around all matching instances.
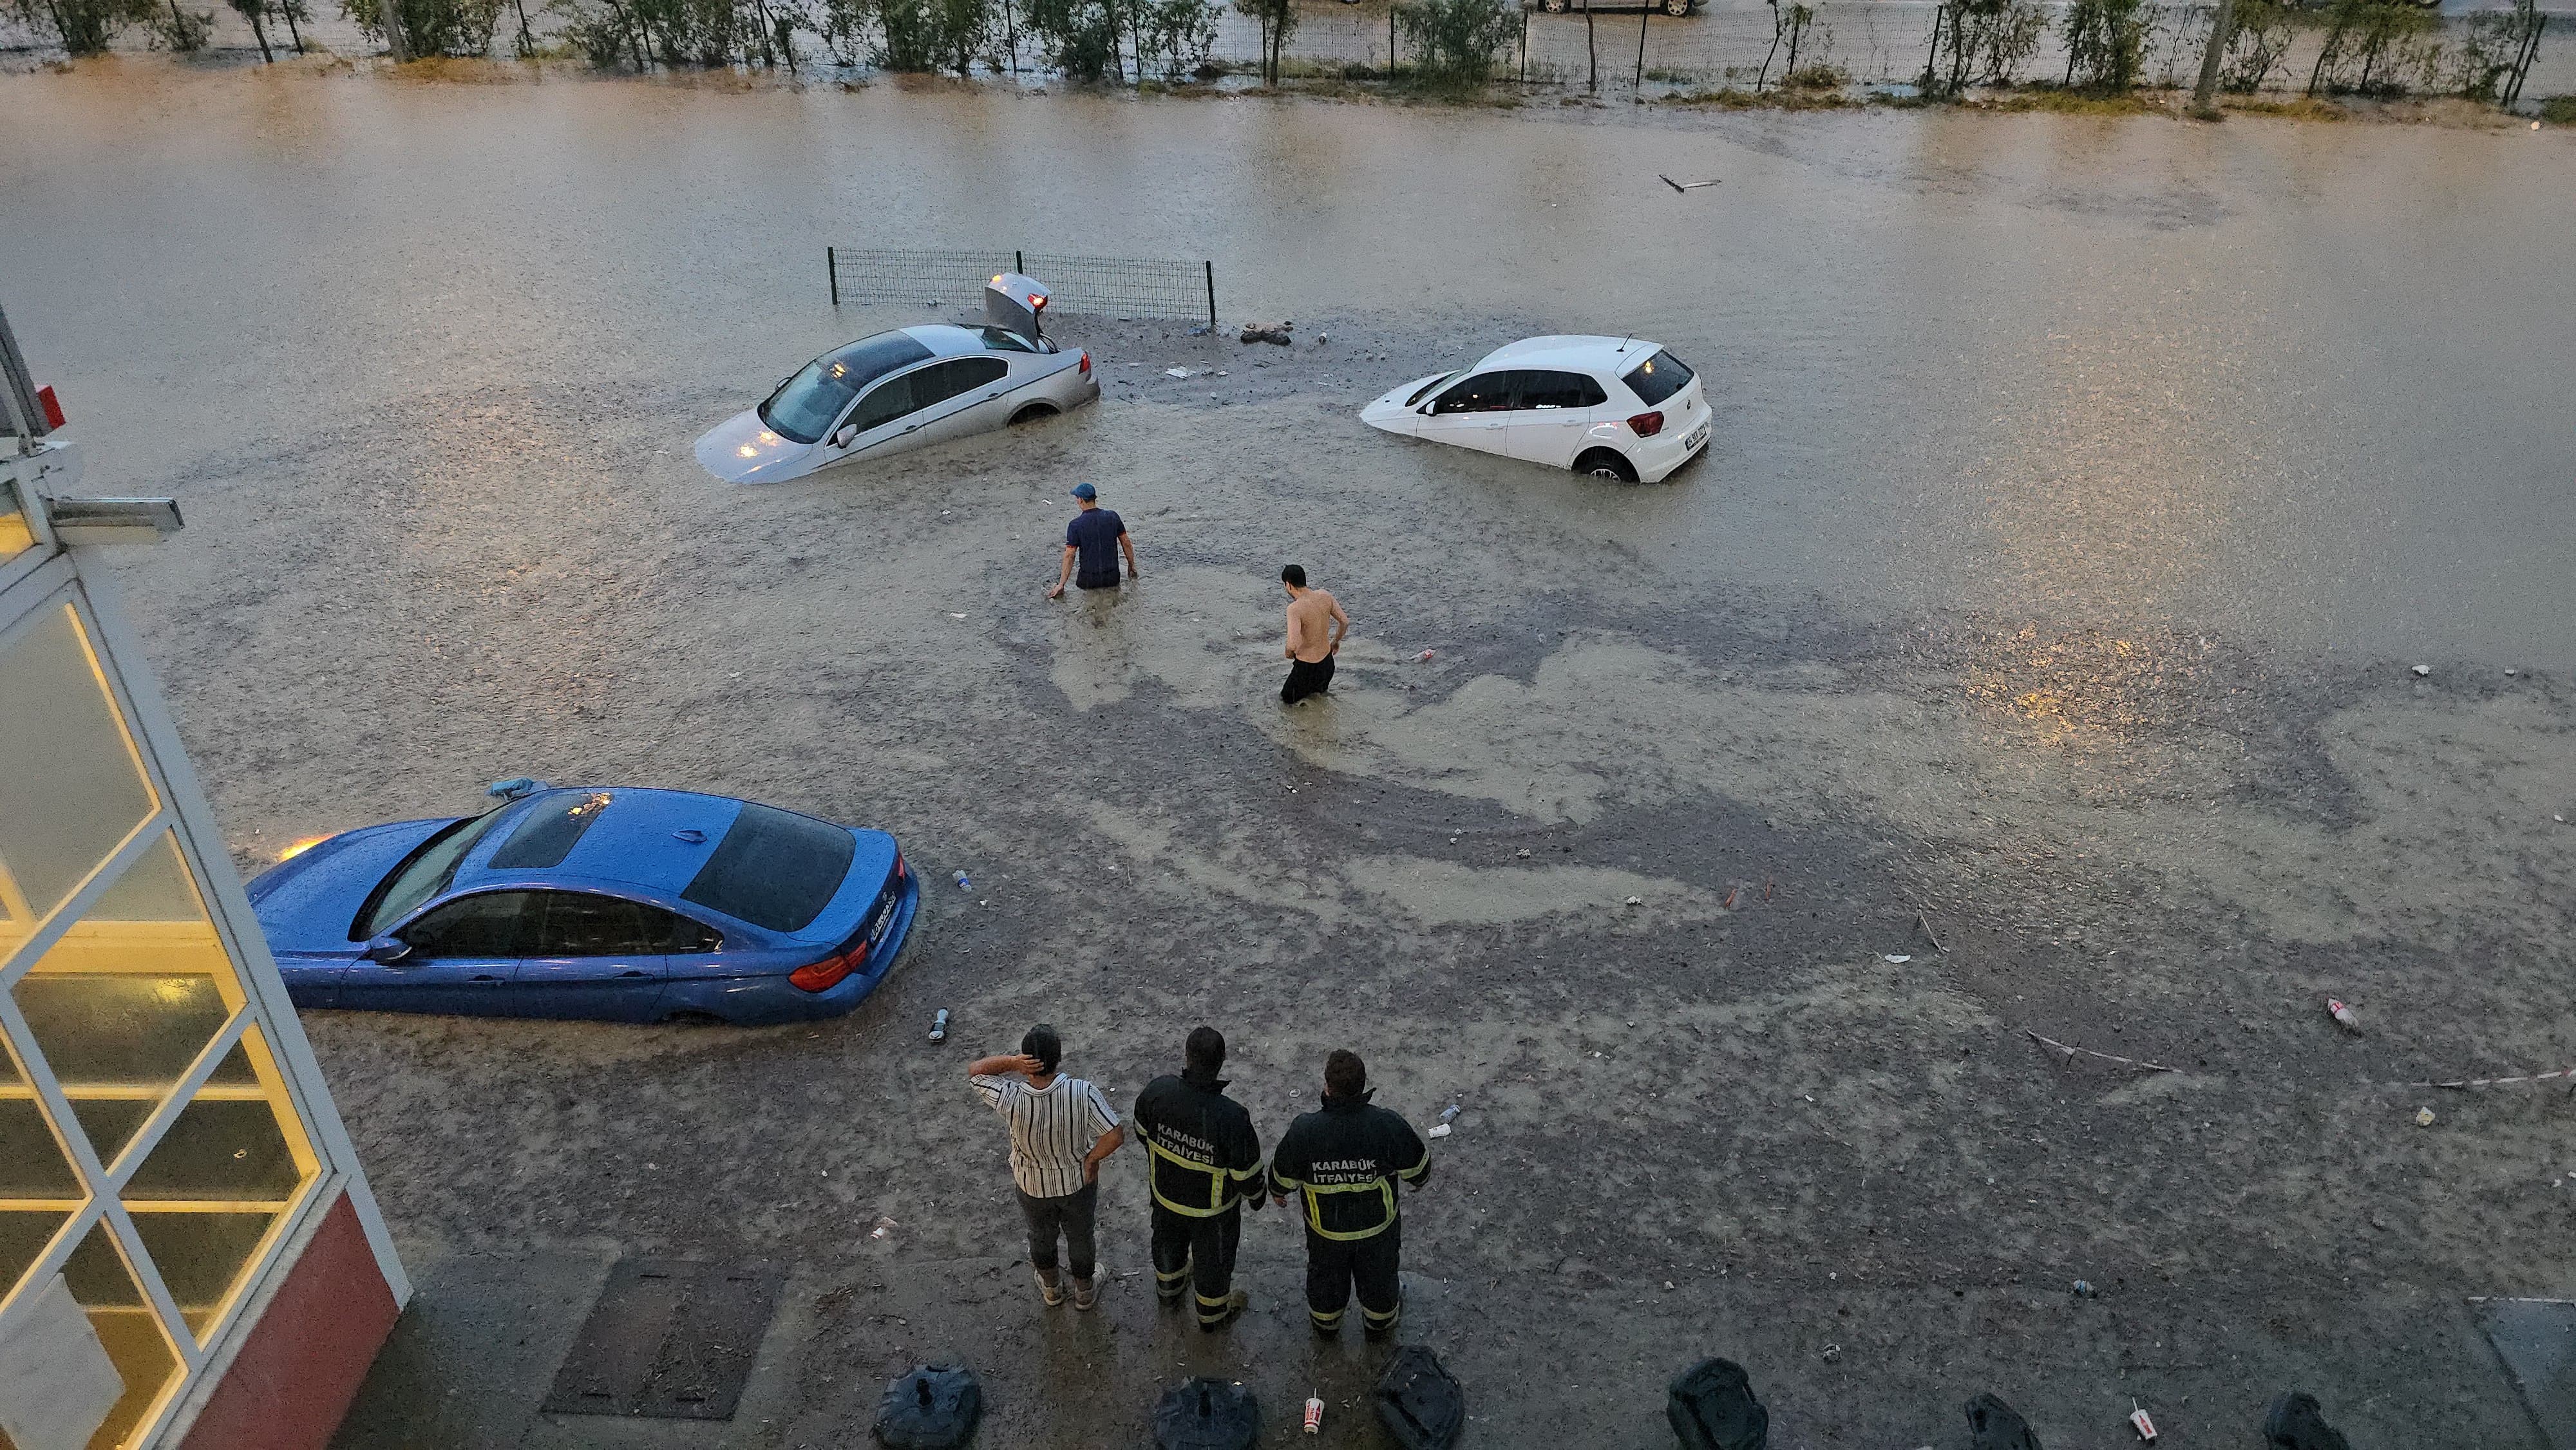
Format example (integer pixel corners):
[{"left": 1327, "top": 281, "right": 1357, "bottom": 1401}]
[
  {"left": 1267, "top": 1048, "right": 1431, "bottom": 1341},
  {"left": 1132, "top": 1025, "right": 1265, "bottom": 1331}
]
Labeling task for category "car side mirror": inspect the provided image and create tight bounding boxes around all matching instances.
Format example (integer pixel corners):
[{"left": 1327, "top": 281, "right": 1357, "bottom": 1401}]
[
  {"left": 833, "top": 424, "right": 858, "bottom": 448},
  {"left": 363, "top": 935, "right": 415, "bottom": 965}
]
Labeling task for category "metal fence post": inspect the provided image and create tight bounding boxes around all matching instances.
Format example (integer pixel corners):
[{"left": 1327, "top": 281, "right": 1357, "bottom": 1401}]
[
  {"left": 1017, "top": 249, "right": 1026, "bottom": 274},
  {"left": 828, "top": 247, "right": 839, "bottom": 306},
  {"left": 1204, "top": 261, "right": 1217, "bottom": 332},
  {"left": 1634, "top": 5, "right": 1647, "bottom": 93}
]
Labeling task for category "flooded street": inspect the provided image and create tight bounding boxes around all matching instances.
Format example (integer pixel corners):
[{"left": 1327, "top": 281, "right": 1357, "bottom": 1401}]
[{"left": 6, "top": 63, "right": 2575, "bottom": 1448}]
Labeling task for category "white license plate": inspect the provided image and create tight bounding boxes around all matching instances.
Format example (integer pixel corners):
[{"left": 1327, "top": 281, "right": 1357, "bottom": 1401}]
[{"left": 1684, "top": 424, "right": 1710, "bottom": 452}]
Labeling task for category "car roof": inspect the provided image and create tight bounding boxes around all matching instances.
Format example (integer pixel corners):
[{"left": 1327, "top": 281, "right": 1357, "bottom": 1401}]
[
  {"left": 900, "top": 324, "right": 1007, "bottom": 359},
  {"left": 1472, "top": 335, "right": 1665, "bottom": 375},
  {"left": 451, "top": 787, "right": 750, "bottom": 897}
]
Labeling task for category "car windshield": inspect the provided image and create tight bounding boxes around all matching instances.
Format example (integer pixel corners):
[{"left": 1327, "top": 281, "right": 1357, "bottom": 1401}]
[
  {"left": 757, "top": 332, "right": 936, "bottom": 444},
  {"left": 1405, "top": 371, "right": 1464, "bottom": 408},
  {"left": 354, "top": 805, "right": 518, "bottom": 940},
  {"left": 681, "top": 802, "right": 857, "bottom": 933},
  {"left": 1622, "top": 350, "right": 1694, "bottom": 407}
]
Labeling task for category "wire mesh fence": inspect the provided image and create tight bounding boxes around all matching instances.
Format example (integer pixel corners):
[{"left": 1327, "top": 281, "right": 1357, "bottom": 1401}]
[{"left": 828, "top": 247, "right": 1219, "bottom": 326}]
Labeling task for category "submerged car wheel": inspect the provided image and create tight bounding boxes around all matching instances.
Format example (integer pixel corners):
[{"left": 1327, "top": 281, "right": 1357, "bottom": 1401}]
[
  {"left": 1010, "top": 402, "right": 1061, "bottom": 425},
  {"left": 1542, "top": 0, "right": 1569, "bottom": 11},
  {"left": 1662, "top": 0, "right": 1689, "bottom": 15},
  {"left": 1575, "top": 448, "right": 1639, "bottom": 483}
]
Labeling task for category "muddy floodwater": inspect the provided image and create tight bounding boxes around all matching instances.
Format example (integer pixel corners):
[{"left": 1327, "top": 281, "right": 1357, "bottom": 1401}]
[{"left": 6, "top": 62, "right": 2576, "bottom": 1449}]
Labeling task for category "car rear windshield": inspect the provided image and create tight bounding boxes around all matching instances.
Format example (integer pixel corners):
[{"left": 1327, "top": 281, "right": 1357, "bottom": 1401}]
[
  {"left": 681, "top": 803, "right": 857, "bottom": 933},
  {"left": 486, "top": 791, "right": 612, "bottom": 870},
  {"left": 759, "top": 332, "right": 936, "bottom": 444},
  {"left": 1622, "top": 350, "right": 1694, "bottom": 407},
  {"left": 354, "top": 807, "right": 516, "bottom": 939}
]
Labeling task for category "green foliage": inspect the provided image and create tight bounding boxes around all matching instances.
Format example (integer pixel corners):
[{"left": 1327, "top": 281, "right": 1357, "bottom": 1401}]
[
  {"left": 1232, "top": 0, "right": 1293, "bottom": 84},
  {"left": 2542, "top": 94, "right": 2576, "bottom": 123},
  {"left": 345, "top": 0, "right": 504, "bottom": 55},
  {"left": 1132, "top": 0, "right": 1213, "bottom": 77},
  {"left": 146, "top": 0, "right": 214, "bottom": 45},
  {"left": 1395, "top": 0, "right": 1516, "bottom": 84},
  {"left": 2451, "top": 0, "right": 2545, "bottom": 108},
  {"left": 1020, "top": 0, "right": 1113, "bottom": 77},
  {"left": 2060, "top": 0, "right": 2152, "bottom": 89},
  {"left": 1924, "top": 0, "right": 2045, "bottom": 93},
  {"left": 2304, "top": 0, "right": 2437, "bottom": 97},
  {"left": 812, "top": 0, "right": 868, "bottom": 62},
  {"left": 2220, "top": 0, "right": 2295, "bottom": 90},
  {"left": 551, "top": 0, "right": 639, "bottom": 62},
  {"left": 227, "top": 0, "right": 275, "bottom": 57},
  {"left": 8, "top": 0, "right": 157, "bottom": 53}
]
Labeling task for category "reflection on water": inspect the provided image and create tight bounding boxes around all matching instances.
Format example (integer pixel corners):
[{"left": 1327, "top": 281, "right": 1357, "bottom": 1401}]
[{"left": 0, "top": 62, "right": 2570, "bottom": 667}]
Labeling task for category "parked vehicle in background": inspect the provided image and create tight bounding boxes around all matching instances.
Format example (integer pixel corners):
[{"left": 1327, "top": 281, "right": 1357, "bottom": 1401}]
[
  {"left": 249, "top": 784, "right": 918, "bottom": 1024},
  {"left": 1533, "top": 0, "right": 1697, "bottom": 16},
  {"left": 1359, "top": 335, "right": 1712, "bottom": 483}
]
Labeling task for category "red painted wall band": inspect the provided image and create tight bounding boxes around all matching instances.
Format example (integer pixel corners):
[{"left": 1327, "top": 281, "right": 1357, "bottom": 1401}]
[{"left": 176, "top": 1190, "right": 398, "bottom": 1450}]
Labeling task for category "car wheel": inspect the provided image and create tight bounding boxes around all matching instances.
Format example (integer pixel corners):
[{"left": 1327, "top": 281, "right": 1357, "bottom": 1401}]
[
  {"left": 1574, "top": 449, "right": 1639, "bottom": 483},
  {"left": 1010, "top": 402, "right": 1060, "bottom": 425},
  {"left": 1661, "top": 0, "right": 1689, "bottom": 14},
  {"left": 1542, "top": 0, "right": 1567, "bottom": 12}
]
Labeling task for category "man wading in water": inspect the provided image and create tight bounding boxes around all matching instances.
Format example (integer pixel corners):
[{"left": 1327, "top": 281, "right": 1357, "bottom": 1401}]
[{"left": 1279, "top": 564, "right": 1348, "bottom": 705}]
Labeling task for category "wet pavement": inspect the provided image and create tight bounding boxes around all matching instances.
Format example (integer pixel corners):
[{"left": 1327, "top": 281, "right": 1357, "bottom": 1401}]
[{"left": 5, "top": 61, "right": 2575, "bottom": 1449}]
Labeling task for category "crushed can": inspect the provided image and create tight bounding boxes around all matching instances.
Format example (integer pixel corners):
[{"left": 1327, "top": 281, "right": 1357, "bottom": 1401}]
[
  {"left": 2129, "top": 1404, "right": 2157, "bottom": 1442},
  {"left": 1304, "top": 1393, "right": 1323, "bottom": 1435}
]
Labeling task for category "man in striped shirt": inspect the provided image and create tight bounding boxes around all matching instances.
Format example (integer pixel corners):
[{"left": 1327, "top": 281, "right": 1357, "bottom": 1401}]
[{"left": 970, "top": 1025, "right": 1126, "bottom": 1310}]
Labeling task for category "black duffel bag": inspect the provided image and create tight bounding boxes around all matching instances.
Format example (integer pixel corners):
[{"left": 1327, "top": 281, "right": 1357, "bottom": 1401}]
[
  {"left": 1964, "top": 1393, "right": 2043, "bottom": 1450},
  {"left": 1667, "top": 1357, "right": 1768, "bottom": 1450},
  {"left": 1375, "top": 1345, "right": 1466, "bottom": 1450},
  {"left": 873, "top": 1364, "right": 981, "bottom": 1449},
  {"left": 2264, "top": 1390, "right": 2354, "bottom": 1450}
]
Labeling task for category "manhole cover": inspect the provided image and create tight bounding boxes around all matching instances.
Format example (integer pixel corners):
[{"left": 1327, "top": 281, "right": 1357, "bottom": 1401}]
[{"left": 542, "top": 1259, "right": 784, "bottom": 1420}]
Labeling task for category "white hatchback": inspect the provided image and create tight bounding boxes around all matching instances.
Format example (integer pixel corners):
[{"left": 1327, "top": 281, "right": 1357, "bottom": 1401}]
[{"left": 1359, "top": 335, "right": 1710, "bottom": 483}]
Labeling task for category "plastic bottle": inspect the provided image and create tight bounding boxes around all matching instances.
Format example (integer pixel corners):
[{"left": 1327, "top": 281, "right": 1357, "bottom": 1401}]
[
  {"left": 930, "top": 1009, "right": 949, "bottom": 1043},
  {"left": 2327, "top": 999, "right": 2360, "bottom": 1033},
  {"left": 954, "top": 869, "right": 971, "bottom": 890}
]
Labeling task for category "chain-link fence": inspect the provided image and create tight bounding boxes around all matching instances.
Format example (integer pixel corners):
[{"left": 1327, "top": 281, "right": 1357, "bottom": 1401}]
[{"left": 828, "top": 248, "right": 1220, "bottom": 326}]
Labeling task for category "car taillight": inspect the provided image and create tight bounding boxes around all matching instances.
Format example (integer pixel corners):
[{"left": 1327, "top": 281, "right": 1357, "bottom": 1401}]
[
  {"left": 790, "top": 947, "right": 860, "bottom": 993},
  {"left": 1628, "top": 410, "right": 1665, "bottom": 437},
  {"left": 1078, "top": 350, "right": 1091, "bottom": 377},
  {"left": 893, "top": 851, "right": 907, "bottom": 881},
  {"left": 36, "top": 385, "right": 64, "bottom": 429}
]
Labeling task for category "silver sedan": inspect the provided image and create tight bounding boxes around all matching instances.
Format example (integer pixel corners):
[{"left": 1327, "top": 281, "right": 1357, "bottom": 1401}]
[{"left": 696, "top": 323, "right": 1098, "bottom": 484}]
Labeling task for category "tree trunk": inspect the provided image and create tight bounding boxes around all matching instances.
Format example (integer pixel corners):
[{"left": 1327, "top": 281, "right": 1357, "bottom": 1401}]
[
  {"left": 1920, "top": 2, "right": 1942, "bottom": 93},
  {"left": 1584, "top": 0, "right": 1595, "bottom": 91},
  {"left": 2190, "top": 0, "right": 2234, "bottom": 113},
  {"left": 281, "top": 0, "right": 304, "bottom": 50},
  {"left": 1632, "top": 1, "right": 1645, "bottom": 92},
  {"left": 249, "top": 3, "right": 274, "bottom": 58},
  {"left": 383, "top": 0, "right": 411, "bottom": 58}
]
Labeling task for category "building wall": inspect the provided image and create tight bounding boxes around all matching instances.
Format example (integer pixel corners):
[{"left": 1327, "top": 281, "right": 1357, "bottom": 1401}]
[{"left": 171, "top": 1192, "right": 397, "bottom": 1450}]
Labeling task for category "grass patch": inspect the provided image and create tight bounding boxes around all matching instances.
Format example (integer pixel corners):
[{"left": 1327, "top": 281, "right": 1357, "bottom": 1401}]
[
  {"left": 2539, "top": 95, "right": 2576, "bottom": 124},
  {"left": 1980, "top": 84, "right": 2168, "bottom": 115},
  {"left": 1661, "top": 85, "right": 1849, "bottom": 109},
  {"left": 2221, "top": 95, "right": 2351, "bottom": 120}
]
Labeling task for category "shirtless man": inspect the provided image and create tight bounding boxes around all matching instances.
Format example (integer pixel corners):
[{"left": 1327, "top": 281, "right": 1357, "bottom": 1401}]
[{"left": 1279, "top": 564, "right": 1349, "bottom": 705}]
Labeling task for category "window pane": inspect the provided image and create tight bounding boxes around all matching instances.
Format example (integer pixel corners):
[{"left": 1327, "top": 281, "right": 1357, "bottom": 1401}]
[
  {"left": 681, "top": 804, "right": 855, "bottom": 933},
  {"left": 1432, "top": 372, "right": 1519, "bottom": 414},
  {"left": 0, "top": 478, "right": 32, "bottom": 560},
  {"left": 0, "top": 1037, "right": 81, "bottom": 1308},
  {"left": 123, "top": 1030, "right": 312, "bottom": 1342},
  {"left": 59, "top": 1219, "right": 184, "bottom": 1450},
  {"left": 841, "top": 370, "right": 918, "bottom": 435},
  {"left": 0, "top": 603, "right": 158, "bottom": 940},
  {"left": 402, "top": 892, "right": 535, "bottom": 959},
  {"left": 531, "top": 892, "right": 652, "bottom": 957},
  {"left": 1622, "top": 349, "right": 1694, "bottom": 406},
  {"left": 9, "top": 831, "right": 240, "bottom": 1171},
  {"left": 1522, "top": 371, "right": 1608, "bottom": 410},
  {"left": 486, "top": 791, "right": 611, "bottom": 871}
]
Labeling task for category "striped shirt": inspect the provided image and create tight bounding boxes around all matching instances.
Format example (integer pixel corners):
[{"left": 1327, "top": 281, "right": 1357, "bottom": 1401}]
[{"left": 971, "top": 1073, "right": 1121, "bottom": 1200}]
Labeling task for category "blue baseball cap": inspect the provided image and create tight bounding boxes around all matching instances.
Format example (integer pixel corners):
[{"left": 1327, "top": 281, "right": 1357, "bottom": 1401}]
[{"left": 1070, "top": 483, "right": 1097, "bottom": 500}]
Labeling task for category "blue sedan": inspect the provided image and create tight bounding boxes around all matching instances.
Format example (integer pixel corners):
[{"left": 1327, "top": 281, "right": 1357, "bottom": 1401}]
[{"left": 246, "top": 785, "right": 919, "bottom": 1025}]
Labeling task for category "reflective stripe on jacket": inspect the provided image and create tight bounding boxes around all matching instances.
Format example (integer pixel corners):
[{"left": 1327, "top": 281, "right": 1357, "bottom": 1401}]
[
  {"left": 1132, "top": 1070, "right": 1264, "bottom": 1216},
  {"left": 1267, "top": 1090, "right": 1430, "bottom": 1241}
]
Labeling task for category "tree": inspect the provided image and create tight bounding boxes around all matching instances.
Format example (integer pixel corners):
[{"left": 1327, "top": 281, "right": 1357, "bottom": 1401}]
[
  {"left": 2060, "top": 0, "right": 2150, "bottom": 89},
  {"left": 149, "top": 0, "right": 214, "bottom": 47},
  {"left": 1395, "top": 0, "right": 1514, "bottom": 84},
  {"left": 1021, "top": 0, "right": 1115, "bottom": 77},
  {"left": 2305, "top": 0, "right": 2436, "bottom": 97},
  {"left": 227, "top": 0, "right": 273, "bottom": 57},
  {"left": 1232, "top": 0, "right": 1291, "bottom": 82},
  {"left": 2455, "top": 0, "right": 2547, "bottom": 109},
  {"left": 9, "top": 0, "right": 156, "bottom": 51}
]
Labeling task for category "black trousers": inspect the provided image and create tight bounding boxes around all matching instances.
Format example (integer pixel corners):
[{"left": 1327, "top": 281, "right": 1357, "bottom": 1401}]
[
  {"left": 1150, "top": 1203, "right": 1242, "bottom": 1328},
  {"left": 1016, "top": 1182, "right": 1098, "bottom": 1280},
  {"left": 1303, "top": 1223, "right": 1401, "bottom": 1337},
  {"left": 1282, "top": 654, "right": 1336, "bottom": 703}
]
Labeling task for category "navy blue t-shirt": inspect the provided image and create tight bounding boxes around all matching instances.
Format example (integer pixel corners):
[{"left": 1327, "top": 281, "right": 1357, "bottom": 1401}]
[{"left": 1066, "top": 508, "right": 1126, "bottom": 588}]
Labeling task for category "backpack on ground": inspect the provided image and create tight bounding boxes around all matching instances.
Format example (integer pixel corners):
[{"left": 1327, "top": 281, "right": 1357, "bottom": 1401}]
[
  {"left": 1964, "top": 1393, "right": 2042, "bottom": 1450},
  {"left": 1152, "top": 1377, "right": 1259, "bottom": 1450},
  {"left": 873, "top": 1364, "right": 981, "bottom": 1449},
  {"left": 1374, "top": 1344, "right": 1466, "bottom": 1450},
  {"left": 2264, "top": 1390, "right": 2354, "bottom": 1450},
  {"left": 1667, "top": 1357, "right": 1768, "bottom": 1450}
]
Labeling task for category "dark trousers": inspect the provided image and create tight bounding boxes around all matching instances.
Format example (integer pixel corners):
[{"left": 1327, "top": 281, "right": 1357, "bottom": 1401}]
[
  {"left": 1282, "top": 654, "right": 1335, "bottom": 703},
  {"left": 1017, "top": 1182, "right": 1098, "bottom": 1281},
  {"left": 1150, "top": 1204, "right": 1242, "bottom": 1328},
  {"left": 1303, "top": 1223, "right": 1401, "bottom": 1337}
]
